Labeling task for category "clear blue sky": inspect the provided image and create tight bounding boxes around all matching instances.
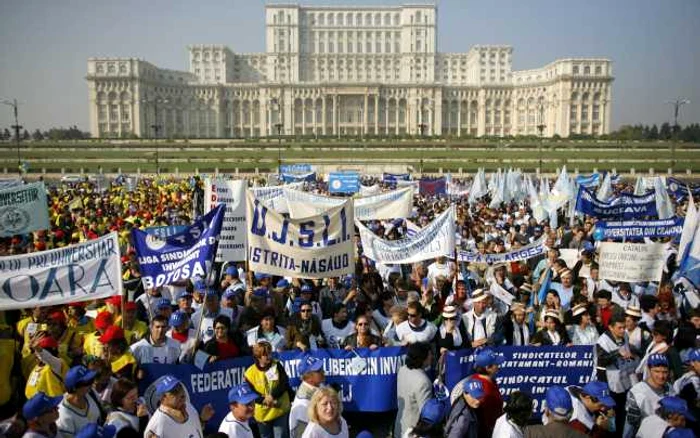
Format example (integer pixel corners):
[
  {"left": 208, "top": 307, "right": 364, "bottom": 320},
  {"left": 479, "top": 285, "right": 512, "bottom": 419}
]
[{"left": 0, "top": 0, "right": 698, "bottom": 132}]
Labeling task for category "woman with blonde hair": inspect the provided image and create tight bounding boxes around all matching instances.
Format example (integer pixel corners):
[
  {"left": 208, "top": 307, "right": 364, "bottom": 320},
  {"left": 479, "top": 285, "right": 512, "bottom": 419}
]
[
  {"left": 301, "top": 387, "right": 349, "bottom": 438},
  {"left": 244, "top": 340, "right": 291, "bottom": 438}
]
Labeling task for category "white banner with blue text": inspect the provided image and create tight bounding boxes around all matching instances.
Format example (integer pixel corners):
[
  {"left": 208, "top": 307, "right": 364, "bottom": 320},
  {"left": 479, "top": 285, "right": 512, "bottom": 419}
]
[
  {"left": 358, "top": 206, "right": 455, "bottom": 264},
  {"left": 0, "top": 232, "right": 122, "bottom": 310},
  {"left": 285, "top": 186, "right": 414, "bottom": 220},
  {"left": 246, "top": 190, "right": 355, "bottom": 279},
  {"left": 205, "top": 179, "right": 247, "bottom": 262}
]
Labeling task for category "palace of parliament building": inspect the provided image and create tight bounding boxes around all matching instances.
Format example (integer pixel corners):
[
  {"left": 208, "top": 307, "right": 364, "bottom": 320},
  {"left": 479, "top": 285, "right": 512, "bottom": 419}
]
[{"left": 86, "top": 4, "right": 613, "bottom": 139}]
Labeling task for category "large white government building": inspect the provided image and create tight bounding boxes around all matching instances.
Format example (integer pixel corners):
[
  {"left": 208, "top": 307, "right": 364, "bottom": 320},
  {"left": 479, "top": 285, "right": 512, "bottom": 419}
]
[{"left": 87, "top": 3, "right": 614, "bottom": 139}]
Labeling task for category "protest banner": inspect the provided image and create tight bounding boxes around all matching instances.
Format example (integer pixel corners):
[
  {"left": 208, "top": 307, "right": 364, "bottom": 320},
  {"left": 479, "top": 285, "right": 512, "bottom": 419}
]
[
  {"left": 250, "top": 182, "right": 303, "bottom": 214},
  {"left": 444, "top": 346, "right": 595, "bottom": 420},
  {"left": 359, "top": 184, "right": 381, "bottom": 196},
  {"left": 358, "top": 206, "right": 455, "bottom": 264},
  {"left": 132, "top": 205, "right": 225, "bottom": 289},
  {"left": 598, "top": 241, "right": 666, "bottom": 283},
  {"left": 280, "top": 164, "right": 312, "bottom": 174},
  {"left": 575, "top": 186, "right": 658, "bottom": 219},
  {"left": 0, "top": 182, "right": 49, "bottom": 238},
  {"left": 139, "top": 347, "right": 406, "bottom": 432},
  {"left": 286, "top": 187, "right": 414, "bottom": 221},
  {"left": 489, "top": 282, "right": 515, "bottom": 306},
  {"left": 328, "top": 171, "right": 360, "bottom": 194},
  {"left": 559, "top": 249, "right": 580, "bottom": 270},
  {"left": 246, "top": 190, "right": 354, "bottom": 279},
  {"left": 281, "top": 171, "right": 316, "bottom": 183},
  {"left": 382, "top": 173, "right": 410, "bottom": 184},
  {"left": 667, "top": 176, "right": 700, "bottom": 201},
  {"left": 594, "top": 217, "right": 684, "bottom": 240},
  {"left": 419, "top": 177, "right": 447, "bottom": 196},
  {"left": 0, "top": 233, "right": 122, "bottom": 310},
  {"left": 457, "top": 236, "right": 547, "bottom": 264},
  {"left": 0, "top": 179, "right": 22, "bottom": 190},
  {"left": 575, "top": 173, "right": 601, "bottom": 187},
  {"left": 204, "top": 178, "right": 247, "bottom": 262}
]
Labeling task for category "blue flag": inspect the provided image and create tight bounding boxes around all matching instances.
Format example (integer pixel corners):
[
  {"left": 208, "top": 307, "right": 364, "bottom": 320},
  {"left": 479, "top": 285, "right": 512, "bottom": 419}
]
[
  {"left": 536, "top": 267, "right": 552, "bottom": 307},
  {"left": 132, "top": 204, "right": 225, "bottom": 289}
]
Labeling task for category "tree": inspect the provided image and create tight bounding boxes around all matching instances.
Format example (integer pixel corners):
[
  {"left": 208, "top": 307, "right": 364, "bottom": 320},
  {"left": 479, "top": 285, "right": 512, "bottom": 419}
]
[
  {"left": 32, "top": 129, "right": 44, "bottom": 141},
  {"left": 21, "top": 129, "right": 30, "bottom": 141},
  {"left": 659, "top": 123, "right": 672, "bottom": 140},
  {"left": 649, "top": 124, "right": 659, "bottom": 140},
  {"left": 2, "top": 128, "right": 10, "bottom": 141}
]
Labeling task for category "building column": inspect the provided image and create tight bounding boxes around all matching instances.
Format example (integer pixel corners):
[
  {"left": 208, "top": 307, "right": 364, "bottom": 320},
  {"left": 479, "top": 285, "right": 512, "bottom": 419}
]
[
  {"left": 395, "top": 101, "right": 400, "bottom": 136},
  {"left": 333, "top": 95, "right": 338, "bottom": 136},
  {"left": 374, "top": 94, "right": 379, "bottom": 135},
  {"left": 239, "top": 103, "right": 244, "bottom": 138},
  {"left": 322, "top": 97, "right": 327, "bottom": 136},
  {"left": 363, "top": 94, "right": 369, "bottom": 135},
  {"left": 457, "top": 100, "right": 462, "bottom": 137},
  {"left": 312, "top": 100, "right": 318, "bottom": 135},
  {"left": 477, "top": 90, "right": 486, "bottom": 137},
  {"left": 385, "top": 100, "right": 390, "bottom": 136},
  {"left": 302, "top": 103, "right": 307, "bottom": 135}
]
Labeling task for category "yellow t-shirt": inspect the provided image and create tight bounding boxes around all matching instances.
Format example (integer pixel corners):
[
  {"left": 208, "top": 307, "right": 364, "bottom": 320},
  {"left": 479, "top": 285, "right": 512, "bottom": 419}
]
[{"left": 25, "top": 359, "right": 69, "bottom": 399}]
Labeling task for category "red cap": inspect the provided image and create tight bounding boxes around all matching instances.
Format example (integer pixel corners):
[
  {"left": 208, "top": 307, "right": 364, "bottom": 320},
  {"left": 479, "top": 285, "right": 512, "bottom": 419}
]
[
  {"left": 47, "top": 311, "right": 66, "bottom": 325},
  {"left": 94, "top": 311, "right": 113, "bottom": 330},
  {"left": 105, "top": 296, "right": 122, "bottom": 306},
  {"left": 125, "top": 301, "right": 137, "bottom": 311},
  {"left": 99, "top": 325, "right": 125, "bottom": 344},
  {"left": 37, "top": 337, "right": 59, "bottom": 349},
  {"left": 67, "top": 301, "right": 86, "bottom": 308}
]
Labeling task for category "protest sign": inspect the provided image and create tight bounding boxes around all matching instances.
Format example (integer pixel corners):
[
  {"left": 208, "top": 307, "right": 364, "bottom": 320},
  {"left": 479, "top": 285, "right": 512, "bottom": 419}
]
[
  {"left": 598, "top": 242, "right": 666, "bottom": 282},
  {"left": 0, "top": 233, "right": 122, "bottom": 310},
  {"left": 444, "top": 346, "right": 595, "bottom": 420},
  {"left": 457, "top": 236, "right": 547, "bottom": 264},
  {"left": 382, "top": 173, "right": 410, "bottom": 184},
  {"left": 575, "top": 173, "right": 601, "bottom": 187},
  {"left": 139, "top": 347, "right": 406, "bottom": 432},
  {"left": 559, "top": 249, "right": 580, "bottom": 270},
  {"left": 281, "top": 172, "right": 316, "bottom": 183},
  {"left": 667, "top": 176, "right": 700, "bottom": 200},
  {"left": 419, "top": 177, "right": 447, "bottom": 196},
  {"left": 250, "top": 182, "right": 303, "bottom": 214},
  {"left": 286, "top": 187, "right": 414, "bottom": 221},
  {"left": 358, "top": 206, "right": 455, "bottom": 264},
  {"left": 204, "top": 179, "right": 247, "bottom": 262},
  {"left": 595, "top": 217, "right": 684, "bottom": 240},
  {"left": 132, "top": 205, "right": 225, "bottom": 289},
  {"left": 575, "top": 186, "right": 657, "bottom": 219},
  {"left": 0, "top": 182, "right": 49, "bottom": 238},
  {"left": 328, "top": 172, "right": 360, "bottom": 194},
  {"left": 280, "top": 164, "right": 312, "bottom": 174},
  {"left": 359, "top": 184, "right": 381, "bottom": 196},
  {"left": 246, "top": 190, "right": 354, "bottom": 279}
]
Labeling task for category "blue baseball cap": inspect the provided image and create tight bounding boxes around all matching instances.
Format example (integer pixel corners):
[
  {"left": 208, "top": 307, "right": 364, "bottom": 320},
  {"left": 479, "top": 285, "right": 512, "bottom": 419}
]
[
  {"left": 664, "top": 428, "right": 695, "bottom": 438},
  {"left": 254, "top": 272, "right": 271, "bottom": 281},
  {"left": 223, "top": 288, "right": 239, "bottom": 300},
  {"left": 355, "top": 432, "right": 373, "bottom": 438},
  {"left": 545, "top": 385, "right": 573, "bottom": 417},
  {"left": 176, "top": 290, "right": 192, "bottom": 301},
  {"left": 686, "top": 348, "right": 700, "bottom": 363},
  {"left": 156, "top": 297, "right": 172, "bottom": 309},
  {"left": 581, "top": 381, "right": 615, "bottom": 408},
  {"left": 648, "top": 353, "right": 669, "bottom": 368},
  {"left": 276, "top": 279, "right": 290, "bottom": 289},
  {"left": 474, "top": 348, "right": 505, "bottom": 368},
  {"left": 169, "top": 310, "right": 189, "bottom": 327},
  {"left": 76, "top": 423, "right": 117, "bottom": 438},
  {"left": 204, "top": 289, "right": 219, "bottom": 299},
  {"left": 252, "top": 287, "right": 268, "bottom": 298},
  {"left": 463, "top": 378, "right": 485, "bottom": 401},
  {"left": 22, "top": 392, "right": 63, "bottom": 420},
  {"left": 228, "top": 382, "right": 259, "bottom": 405},
  {"left": 291, "top": 297, "right": 307, "bottom": 314},
  {"left": 193, "top": 279, "right": 207, "bottom": 291},
  {"left": 298, "top": 355, "right": 324, "bottom": 376},
  {"left": 65, "top": 365, "right": 98, "bottom": 392},
  {"left": 659, "top": 396, "right": 696, "bottom": 422},
  {"left": 300, "top": 284, "right": 314, "bottom": 294},
  {"left": 420, "top": 398, "right": 449, "bottom": 425},
  {"left": 155, "top": 375, "right": 182, "bottom": 397},
  {"left": 225, "top": 266, "right": 239, "bottom": 277}
]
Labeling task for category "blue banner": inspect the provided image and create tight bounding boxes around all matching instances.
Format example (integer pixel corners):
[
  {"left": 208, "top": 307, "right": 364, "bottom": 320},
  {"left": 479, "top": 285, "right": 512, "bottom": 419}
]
[
  {"left": 281, "top": 172, "right": 316, "bottom": 183},
  {"left": 139, "top": 347, "right": 407, "bottom": 432},
  {"left": 145, "top": 225, "right": 188, "bottom": 239},
  {"left": 382, "top": 173, "right": 410, "bottom": 184},
  {"left": 667, "top": 177, "right": 700, "bottom": 201},
  {"left": 575, "top": 173, "right": 600, "bottom": 187},
  {"left": 132, "top": 204, "right": 225, "bottom": 288},
  {"left": 419, "top": 177, "right": 447, "bottom": 196},
  {"left": 595, "top": 217, "right": 684, "bottom": 240},
  {"left": 575, "top": 186, "right": 658, "bottom": 219},
  {"left": 444, "top": 346, "right": 595, "bottom": 420},
  {"left": 328, "top": 172, "right": 360, "bottom": 194},
  {"left": 280, "top": 164, "right": 312, "bottom": 174}
]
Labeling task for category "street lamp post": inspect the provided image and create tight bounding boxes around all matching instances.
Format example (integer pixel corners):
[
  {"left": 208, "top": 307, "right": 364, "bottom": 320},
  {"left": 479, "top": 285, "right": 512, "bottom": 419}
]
[
  {"left": 666, "top": 98, "right": 690, "bottom": 174},
  {"left": 1, "top": 99, "right": 22, "bottom": 176},
  {"left": 272, "top": 99, "right": 283, "bottom": 177},
  {"left": 536, "top": 104, "right": 546, "bottom": 174},
  {"left": 142, "top": 96, "right": 169, "bottom": 174}
]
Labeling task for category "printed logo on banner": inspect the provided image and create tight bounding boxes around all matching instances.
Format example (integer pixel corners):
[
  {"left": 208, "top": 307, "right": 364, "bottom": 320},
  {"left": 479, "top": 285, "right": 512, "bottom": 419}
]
[
  {"left": 145, "top": 225, "right": 188, "bottom": 239},
  {"left": 0, "top": 182, "right": 50, "bottom": 237},
  {"left": 328, "top": 172, "right": 360, "bottom": 194},
  {"left": 132, "top": 205, "right": 225, "bottom": 288}
]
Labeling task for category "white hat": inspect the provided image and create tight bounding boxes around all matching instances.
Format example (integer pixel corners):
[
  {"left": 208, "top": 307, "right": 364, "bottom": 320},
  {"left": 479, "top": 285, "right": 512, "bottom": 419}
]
[
  {"left": 571, "top": 304, "right": 588, "bottom": 317},
  {"left": 442, "top": 305, "right": 458, "bottom": 319},
  {"left": 544, "top": 310, "right": 561, "bottom": 322},
  {"left": 471, "top": 289, "right": 489, "bottom": 303},
  {"left": 625, "top": 305, "right": 642, "bottom": 318}
]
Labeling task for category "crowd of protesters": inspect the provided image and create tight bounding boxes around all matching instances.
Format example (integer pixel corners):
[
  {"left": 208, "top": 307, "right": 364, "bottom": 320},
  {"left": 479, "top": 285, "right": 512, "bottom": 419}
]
[{"left": 0, "top": 173, "right": 698, "bottom": 438}]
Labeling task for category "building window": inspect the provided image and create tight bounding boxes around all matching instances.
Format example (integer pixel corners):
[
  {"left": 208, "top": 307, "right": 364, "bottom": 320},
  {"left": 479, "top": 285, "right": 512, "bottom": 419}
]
[
  {"left": 581, "top": 104, "right": 589, "bottom": 122},
  {"left": 584, "top": 65, "right": 591, "bottom": 75},
  {"left": 595, "top": 65, "right": 602, "bottom": 75},
  {"left": 573, "top": 65, "right": 579, "bottom": 75},
  {"left": 570, "top": 106, "right": 577, "bottom": 122},
  {"left": 593, "top": 104, "right": 600, "bottom": 121}
]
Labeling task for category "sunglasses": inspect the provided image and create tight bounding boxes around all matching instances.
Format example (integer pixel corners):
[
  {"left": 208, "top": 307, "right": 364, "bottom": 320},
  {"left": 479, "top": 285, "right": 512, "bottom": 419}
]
[
  {"left": 445, "top": 317, "right": 457, "bottom": 321},
  {"left": 408, "top": 313, "right": 420, "bottom": 318},
  {"left": 356, "top": 322, "right": 369, "bottom": 326}
]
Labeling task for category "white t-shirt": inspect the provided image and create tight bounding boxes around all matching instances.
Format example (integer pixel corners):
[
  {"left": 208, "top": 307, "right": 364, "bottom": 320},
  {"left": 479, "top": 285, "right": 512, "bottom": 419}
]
[
  {"left": 395, "top": 320, "right": 437, "bottom": 344},
  {"left": 321, "top": 319, "right": 355, "bottom": 349},
  {"left": 191, "top": 307, "right": 234, "bottom": 343},
  {"left": 56, "top": 395, "right": 102, "bottom": 437},
  {"left": 492, "top": 414, "right": 523, "bottom": 438},
  {"left": 289, "top": 396, "right": 312, "bottom": 438},
  {"left": 145, "top": 403, "right": 203, "bottom": 438},
  {"left": 300, "top": 418, "right": 349, "bottom": 438},
  {"left": 218, "top": 412, "right": 255, "bottom": 438},
  {"left": 130, "top": 337, "right": 181, "bottom": 365}
]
